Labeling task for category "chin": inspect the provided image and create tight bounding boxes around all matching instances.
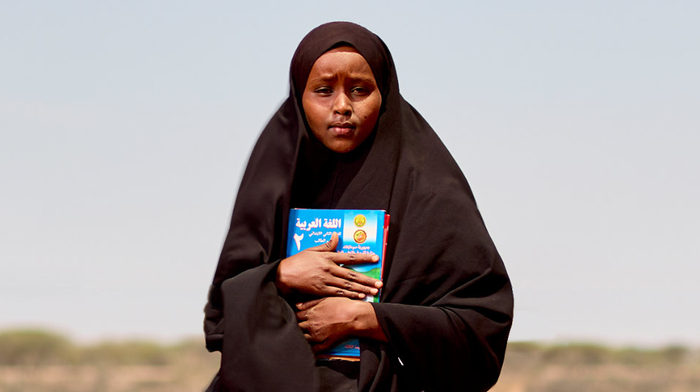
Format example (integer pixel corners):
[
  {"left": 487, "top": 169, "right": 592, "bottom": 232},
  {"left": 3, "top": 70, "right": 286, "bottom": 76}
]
[
  {"left": 330, "top": 146, "right": 354, "bottom": 154},
  {"left": 326, "top": 142, "right": 355, "bottom": 154},
  {"left": 318, "top": 136, "right": 352, "bottom": 153}
]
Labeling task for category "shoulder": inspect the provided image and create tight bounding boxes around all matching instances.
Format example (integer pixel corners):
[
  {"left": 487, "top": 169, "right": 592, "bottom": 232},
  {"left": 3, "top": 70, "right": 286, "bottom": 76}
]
[{"left": 395, "top": 100, "right": 476, "bottom": 205}]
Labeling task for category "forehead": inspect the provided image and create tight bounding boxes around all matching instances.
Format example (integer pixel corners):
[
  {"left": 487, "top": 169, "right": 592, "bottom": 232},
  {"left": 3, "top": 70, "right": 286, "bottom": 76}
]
[
  {"left": 307, "top": 46, "right": 375, "bottom": 81},
  {"left": 324, "top": 45, "right": 359, "bottom": 56}
]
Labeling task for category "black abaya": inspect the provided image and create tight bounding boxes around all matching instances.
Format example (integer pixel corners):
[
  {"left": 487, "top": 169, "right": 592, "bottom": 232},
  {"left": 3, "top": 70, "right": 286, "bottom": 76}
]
[{"left": 204, "top": 22, "right": 513, "bottom": 392}]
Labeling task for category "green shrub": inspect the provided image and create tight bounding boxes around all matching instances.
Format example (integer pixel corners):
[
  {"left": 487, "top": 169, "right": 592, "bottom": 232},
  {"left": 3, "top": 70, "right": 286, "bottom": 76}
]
[
  {"left": 81, "top": 341, "right": 172, "bottom": 366},
  {"left": 542, "top": 342, "right": 611, "bottom": 365},
  {"left": 0, "top": 329, "right": 77, "bottom": 366}
]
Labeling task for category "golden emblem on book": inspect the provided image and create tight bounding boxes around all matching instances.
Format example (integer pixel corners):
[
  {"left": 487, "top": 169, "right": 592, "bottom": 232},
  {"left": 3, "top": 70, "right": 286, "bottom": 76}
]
[{"left": 353, "top": 229, "right": 367, "bottom": 244}]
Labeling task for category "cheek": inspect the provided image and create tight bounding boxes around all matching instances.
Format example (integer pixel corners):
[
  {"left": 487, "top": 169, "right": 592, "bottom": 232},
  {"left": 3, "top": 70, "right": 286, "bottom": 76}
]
[
  {"left": 359, "top": 97, "right": 382, "bottom": 130},
  {"left": 303, "top": 102, "right": 325, "bottom": 129}
]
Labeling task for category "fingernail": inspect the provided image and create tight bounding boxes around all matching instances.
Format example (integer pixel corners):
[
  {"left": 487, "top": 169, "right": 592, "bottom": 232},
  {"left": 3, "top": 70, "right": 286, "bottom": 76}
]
[
  {"left": 375, "top": 281, "right": 383, "bottom": 288},
  {"left": 296, "top": 303, "right": 303, "bottom": 308},
  {"left": 358, "top": 293, "right": 365, "bottom": 298},
  {"left": 371, "top": 255, "right": 379, "bottom": 262},
  {"left": 371, "top": 288, "right": 378, "bottom": 294}
]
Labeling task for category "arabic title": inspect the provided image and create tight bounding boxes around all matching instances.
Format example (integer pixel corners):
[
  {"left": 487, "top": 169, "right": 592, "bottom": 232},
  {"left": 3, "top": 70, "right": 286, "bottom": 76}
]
[{"left": 295, "top": 217, "right": 342, "bottom": 231}]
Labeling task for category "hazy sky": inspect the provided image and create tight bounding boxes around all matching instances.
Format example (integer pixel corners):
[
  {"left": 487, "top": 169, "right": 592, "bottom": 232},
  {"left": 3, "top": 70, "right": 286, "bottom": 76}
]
[{"left": 2, "top": 1, "right": 698, "bottom": 346}]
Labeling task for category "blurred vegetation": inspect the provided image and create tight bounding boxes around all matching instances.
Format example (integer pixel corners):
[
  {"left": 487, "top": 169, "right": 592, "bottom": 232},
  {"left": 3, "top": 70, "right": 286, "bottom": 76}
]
[
  {"left": 0, "top": 329, "right": 214, "bottom": 367},
  {"left": 0, "top": 329, "right": 220, "bottom": 392},
  {"left": 493, "top": 341, "right": 700, "bottom": 392},
  {"left": 0, "top": 329, "right": 77, "bottom": 366},
  {"left": 0, "top": 328, "right": 698, "bottom": 392}
]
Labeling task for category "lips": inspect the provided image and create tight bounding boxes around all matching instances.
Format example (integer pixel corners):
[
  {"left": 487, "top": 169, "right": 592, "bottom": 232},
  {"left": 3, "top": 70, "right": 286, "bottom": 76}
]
[{"left": 329, "top": 122, "right": 356, "bottom": 136}]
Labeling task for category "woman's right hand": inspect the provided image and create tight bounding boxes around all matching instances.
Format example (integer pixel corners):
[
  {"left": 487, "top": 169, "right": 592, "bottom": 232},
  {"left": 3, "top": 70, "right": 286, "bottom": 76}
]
[{"left": 275, "top": 233, "right": 383, "bottom": 299}]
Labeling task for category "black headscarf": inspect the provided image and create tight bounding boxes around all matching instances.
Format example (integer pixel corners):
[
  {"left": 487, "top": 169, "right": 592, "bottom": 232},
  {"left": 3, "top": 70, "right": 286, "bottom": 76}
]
[{"left": 204, "top": 21, "right": 513, "bottom": 392}]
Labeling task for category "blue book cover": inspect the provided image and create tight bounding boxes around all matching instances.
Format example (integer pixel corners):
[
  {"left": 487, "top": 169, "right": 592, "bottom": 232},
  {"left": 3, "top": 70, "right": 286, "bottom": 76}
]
[{"left": 287, "top": 209, "right": 389, "bottom": 359}]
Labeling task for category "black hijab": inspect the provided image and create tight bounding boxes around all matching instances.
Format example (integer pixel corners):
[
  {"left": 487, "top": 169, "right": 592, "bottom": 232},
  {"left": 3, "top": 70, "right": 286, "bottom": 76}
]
[{"left": 205, "top": 21, "right": 513, "bottom": 392}]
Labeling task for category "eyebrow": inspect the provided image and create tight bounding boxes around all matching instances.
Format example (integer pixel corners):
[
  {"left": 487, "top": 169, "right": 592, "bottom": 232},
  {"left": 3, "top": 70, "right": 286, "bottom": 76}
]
[
  {"left": 309, "top": 75, "right": 338, "bottom": 83},
  {"left": 308, "top": 74, "right": 376, "bottom": 85}
]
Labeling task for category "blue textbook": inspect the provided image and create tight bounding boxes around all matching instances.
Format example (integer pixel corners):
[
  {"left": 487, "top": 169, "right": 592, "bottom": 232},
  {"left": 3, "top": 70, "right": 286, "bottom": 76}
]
[{"left": 286, "top": 209, "right": 390, "bottom": 359}]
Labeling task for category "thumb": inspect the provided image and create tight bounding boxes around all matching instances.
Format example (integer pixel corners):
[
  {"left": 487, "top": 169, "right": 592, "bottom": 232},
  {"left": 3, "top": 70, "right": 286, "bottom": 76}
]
[{"left": 308, "top": 232, "right": 339, "bottom": 253}]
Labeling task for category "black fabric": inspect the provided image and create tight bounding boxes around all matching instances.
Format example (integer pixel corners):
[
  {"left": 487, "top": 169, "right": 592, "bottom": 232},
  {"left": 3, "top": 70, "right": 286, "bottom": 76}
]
[
  {"left": 318, "top": 361, "right": 360, "bottom": 392},
  {"left": 204, "top": 21, "right": 513, "bottom": 392}
]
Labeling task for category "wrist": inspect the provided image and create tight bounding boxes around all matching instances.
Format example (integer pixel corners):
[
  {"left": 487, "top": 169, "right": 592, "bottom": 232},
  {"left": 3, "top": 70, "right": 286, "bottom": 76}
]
[
  {"left": 351, "top": 301, "right": 387, "bottom": 342},
  {"left": 275, "top": 258, "right": 292, "bottom": 296}
]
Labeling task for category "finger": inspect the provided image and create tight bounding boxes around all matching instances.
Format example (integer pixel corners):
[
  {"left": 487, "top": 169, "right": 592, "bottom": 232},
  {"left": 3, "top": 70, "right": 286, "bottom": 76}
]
[
  {"left": 298, "top": 320, "right": 310, "bottom": 333},
  {"left": 300, "top": 328, "right": 323, "bottom": 343},
  {"left": 309, "top": 337, "right": 324, "bottom": 344},
  {"left": 295, "top": 309, "right": 308, "bottom": 321},
  {"left": 313, "top": 280, "right": 366, "bottom": 298},
  {"left": 329, "top": 252, "right": 379, "bottom": 265},
  {"left": 306, "top": 232, "right": 339, "bottom": 253},
  {"left": 312, "top": 341, "right": 331, "bottom": 354},
  {"left": 332, "top": 267, "right": 383, "bottom": 290},
  {"left": 324, "top": 277, "right": 372, "bottom": 298},
  {"left": 321, "top": 287, "right": 357, "bottom": 298},
  {"left": 296, "top": 298, "right": 324, "bottom": 311}
]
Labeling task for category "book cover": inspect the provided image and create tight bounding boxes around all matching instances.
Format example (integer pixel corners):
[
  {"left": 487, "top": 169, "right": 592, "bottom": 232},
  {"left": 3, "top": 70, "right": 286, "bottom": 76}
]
[{"left": 286, "top": 209, "right": 389, "bottom": 359}]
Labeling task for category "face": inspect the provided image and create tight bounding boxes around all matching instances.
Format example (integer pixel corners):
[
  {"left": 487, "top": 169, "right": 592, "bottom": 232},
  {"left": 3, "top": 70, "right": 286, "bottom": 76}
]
[{"left": 302, "top": 46, "right": 382, "bottom": 154}]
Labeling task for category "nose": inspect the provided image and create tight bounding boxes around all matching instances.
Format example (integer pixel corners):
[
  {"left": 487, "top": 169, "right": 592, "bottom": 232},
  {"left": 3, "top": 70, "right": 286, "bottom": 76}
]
[{"left": 332, "top": 92, "right": 352, "bottom": 116}]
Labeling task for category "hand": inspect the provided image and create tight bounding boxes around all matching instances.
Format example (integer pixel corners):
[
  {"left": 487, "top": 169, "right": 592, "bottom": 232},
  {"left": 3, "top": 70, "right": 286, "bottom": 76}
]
[
  {"left": 296, "top": 297, "right": 362, "bottom": 353},
  {"left": 276, "top": 233, "right": 382, "bottom": 299},
  {"left": 296, "top": 297, "right": 387, "bottom": 354}
]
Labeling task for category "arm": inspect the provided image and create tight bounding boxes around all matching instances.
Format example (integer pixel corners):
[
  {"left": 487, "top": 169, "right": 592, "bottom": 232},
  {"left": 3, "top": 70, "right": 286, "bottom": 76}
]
[
  {"left": 372, "top": 287, "right": 512, "bottom": 392},
  {"left": 205, "top": 233, "right": 382, "bottom": 352},
  {"left": 204, "top": 235, "right": 387, "bottom": 389}
]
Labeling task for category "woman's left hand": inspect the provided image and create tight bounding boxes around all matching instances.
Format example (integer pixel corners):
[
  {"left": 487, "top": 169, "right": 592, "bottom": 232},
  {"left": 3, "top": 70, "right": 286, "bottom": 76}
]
[
  {"left": 296, "top": 297, "right": 359, "bottom": 353},
  {"left": 296, "top": 297, "right": 387, "bottom": 354}
]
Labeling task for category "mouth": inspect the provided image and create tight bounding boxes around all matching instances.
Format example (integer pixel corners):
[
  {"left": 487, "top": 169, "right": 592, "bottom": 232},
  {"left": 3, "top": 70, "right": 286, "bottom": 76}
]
[{"left": 329, "top": 123, "right": 356, "bottom": 136}]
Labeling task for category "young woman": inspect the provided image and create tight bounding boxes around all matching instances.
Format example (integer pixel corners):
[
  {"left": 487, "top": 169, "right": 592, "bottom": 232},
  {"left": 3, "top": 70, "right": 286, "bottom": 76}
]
[{"left": 204, "top": 21, "right": 513, "bottom": 392}]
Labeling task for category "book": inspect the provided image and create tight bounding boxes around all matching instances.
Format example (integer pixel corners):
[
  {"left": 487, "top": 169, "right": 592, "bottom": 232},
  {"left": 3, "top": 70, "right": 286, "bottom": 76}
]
[{"left": 286, "top": 208, "right": 390, "bottom": 359}]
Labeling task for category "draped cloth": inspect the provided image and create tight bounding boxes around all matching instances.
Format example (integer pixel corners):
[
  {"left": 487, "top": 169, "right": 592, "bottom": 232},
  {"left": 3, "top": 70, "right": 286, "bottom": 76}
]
[{"left": 204, "top": 21, "right": 513, "bottom": 392}]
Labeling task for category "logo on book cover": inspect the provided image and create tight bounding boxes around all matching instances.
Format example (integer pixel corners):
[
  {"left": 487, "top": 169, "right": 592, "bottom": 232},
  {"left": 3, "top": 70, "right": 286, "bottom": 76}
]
[
  {"left": 354, "top": 214, "right": 366, "bottom": 228},
  {"left": 353, "top": 229, "right": 367, "bottom": 244}
]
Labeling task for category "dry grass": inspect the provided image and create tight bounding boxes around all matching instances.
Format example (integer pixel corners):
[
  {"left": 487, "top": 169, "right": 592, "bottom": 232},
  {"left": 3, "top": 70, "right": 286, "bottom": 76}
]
[
  {"left": 1, "top": 330, "right": 698, "bottom": 392},
  {"left": 0, "top": 329, "right": 220, "bottom": 392},
  {"left": 492, "top": 342, "right": 700, "bottom": 392}
]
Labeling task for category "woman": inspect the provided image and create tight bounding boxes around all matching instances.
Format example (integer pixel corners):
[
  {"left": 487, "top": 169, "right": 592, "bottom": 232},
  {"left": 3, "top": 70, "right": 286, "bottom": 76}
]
[{"left": 204, "top": 22, "right": 513, "bottom": 392}]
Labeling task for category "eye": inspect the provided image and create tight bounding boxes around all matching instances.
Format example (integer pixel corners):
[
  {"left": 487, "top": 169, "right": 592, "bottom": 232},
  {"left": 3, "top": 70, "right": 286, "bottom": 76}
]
[
  {"left": 351, "top": 86, "right": 368, "bottom": 95},
  {"left": 314, "top": 87, "right": 333, "bottom": 96}
]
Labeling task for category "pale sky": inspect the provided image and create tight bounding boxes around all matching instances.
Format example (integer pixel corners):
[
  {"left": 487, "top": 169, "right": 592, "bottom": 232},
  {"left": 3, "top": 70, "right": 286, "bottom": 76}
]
[{"left": 1, "top": 1, "right": 698, "bottom": 346}]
